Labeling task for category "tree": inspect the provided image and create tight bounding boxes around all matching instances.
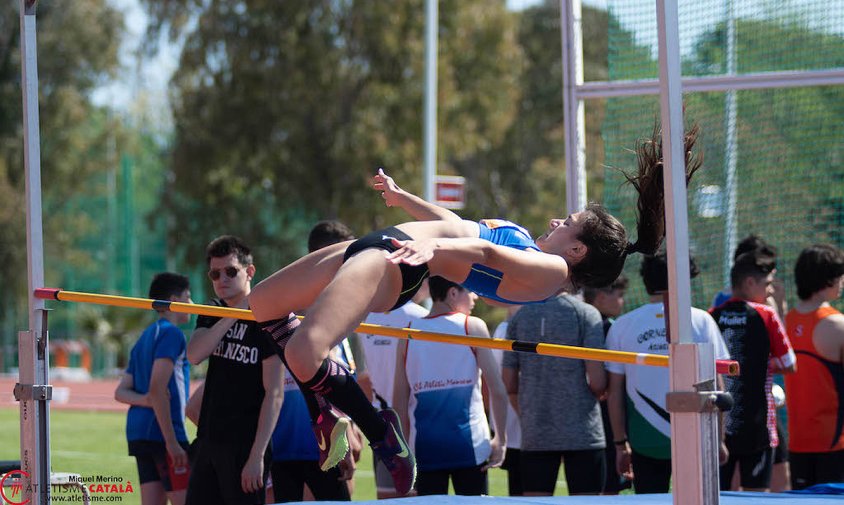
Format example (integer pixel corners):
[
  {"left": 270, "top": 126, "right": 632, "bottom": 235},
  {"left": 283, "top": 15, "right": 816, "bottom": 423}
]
[
  {"left": 141, "top": 0, "right": 524, "bottom": 276},
  {"left": 452, "top": 1, "right": 610, "bottom": 238},
  {"left": 0, "top": 1, "right": 123, "bottom": 337}
]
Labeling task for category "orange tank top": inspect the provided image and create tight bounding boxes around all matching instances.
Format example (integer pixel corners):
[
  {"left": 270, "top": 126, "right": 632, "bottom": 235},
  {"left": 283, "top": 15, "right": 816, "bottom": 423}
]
[{"left": 785, "top": 306, "right": 844, "bottom": 453}]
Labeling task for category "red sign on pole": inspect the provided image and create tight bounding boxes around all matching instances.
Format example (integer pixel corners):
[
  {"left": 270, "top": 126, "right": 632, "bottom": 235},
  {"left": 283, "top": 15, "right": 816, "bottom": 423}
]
[{"left": 435, "top": 175, "right": 465, "bottom": 209}]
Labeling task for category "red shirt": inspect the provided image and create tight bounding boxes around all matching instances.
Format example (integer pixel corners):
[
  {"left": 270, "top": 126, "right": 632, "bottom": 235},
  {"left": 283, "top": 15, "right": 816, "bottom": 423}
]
[{"left": 711, "top": 298, "right": 795, "bottom": 453}]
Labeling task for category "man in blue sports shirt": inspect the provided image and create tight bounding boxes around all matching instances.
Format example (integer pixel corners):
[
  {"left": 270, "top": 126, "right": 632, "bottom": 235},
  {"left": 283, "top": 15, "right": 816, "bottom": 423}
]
[{"left": 115, "top": 272, "right": 193, "bottom": 505}]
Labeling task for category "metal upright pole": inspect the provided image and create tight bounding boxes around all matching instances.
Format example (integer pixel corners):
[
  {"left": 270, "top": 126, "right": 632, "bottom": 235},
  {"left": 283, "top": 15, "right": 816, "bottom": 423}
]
[
  {"left": 423, "top": 0, "right": 438, "bottom": 202},
  {"left": 723, "top": 0, "right": 738, "bottom": 288},
  {"left": 18, "top": 1, "right": 52, "bottom": 504},
  {"left": 560, "top": 0, "right": 587, "bottom": 213},
  {"left": 654, "top": 1, "right": 719, "bottom": 504}
]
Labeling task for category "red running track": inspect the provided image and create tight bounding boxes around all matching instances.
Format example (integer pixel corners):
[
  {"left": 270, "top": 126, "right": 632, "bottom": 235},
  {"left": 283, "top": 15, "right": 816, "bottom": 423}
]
[{"left": 0, "top": 377, "right": 202, "bottom": 412}]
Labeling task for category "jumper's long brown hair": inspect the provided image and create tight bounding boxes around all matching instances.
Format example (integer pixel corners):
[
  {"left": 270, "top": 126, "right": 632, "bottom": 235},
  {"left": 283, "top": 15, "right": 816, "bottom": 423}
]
[{"left": 569, "top": 122, "right": 702, "bottom": 289}]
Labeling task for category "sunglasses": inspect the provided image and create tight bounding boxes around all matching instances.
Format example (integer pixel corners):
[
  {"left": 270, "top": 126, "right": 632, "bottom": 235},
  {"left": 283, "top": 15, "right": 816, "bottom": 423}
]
[{"left": 208, "top": 266, "right": 241, "bottom": 281}]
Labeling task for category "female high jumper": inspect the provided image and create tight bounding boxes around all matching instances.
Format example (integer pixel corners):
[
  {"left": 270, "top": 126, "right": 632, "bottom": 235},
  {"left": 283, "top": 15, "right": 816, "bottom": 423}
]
[{"left": 248, "top": 123, "right": 702, "bottom": 495}]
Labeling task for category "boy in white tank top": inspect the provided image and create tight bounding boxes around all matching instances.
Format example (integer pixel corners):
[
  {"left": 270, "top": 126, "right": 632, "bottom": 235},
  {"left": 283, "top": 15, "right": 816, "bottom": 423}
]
[{"left": 393, "top": 276, "right": 508, "bottom": 495}]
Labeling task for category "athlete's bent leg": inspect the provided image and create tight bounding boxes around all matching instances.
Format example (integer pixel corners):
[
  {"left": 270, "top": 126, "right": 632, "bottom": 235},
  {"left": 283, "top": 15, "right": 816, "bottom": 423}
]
[
  {"left": 281, "top": 250, "right": 416, "bottom": 493},
  {"left": 284, "top": 249, "right": 401, "bottom": 436},
  {"left": 249, "top": 240, "right": 351, "bottom": 322},
  {"left": 250, "top": 240, "right": 349, "bottom": 425}
]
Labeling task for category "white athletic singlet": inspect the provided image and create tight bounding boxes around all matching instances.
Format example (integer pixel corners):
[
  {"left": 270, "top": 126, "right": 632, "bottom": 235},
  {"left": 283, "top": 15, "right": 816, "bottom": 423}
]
[
  {"left": 405, "top": 313, "right": 491, "bottom": 471},
  {"left": 359, "top": 301, "right": 429, "bottom": 408}
]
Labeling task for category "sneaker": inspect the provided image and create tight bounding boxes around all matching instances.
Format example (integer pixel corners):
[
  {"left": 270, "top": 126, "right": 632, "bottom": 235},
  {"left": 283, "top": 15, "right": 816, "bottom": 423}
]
[
  {"left": 313, "top": 406, "right": 351, "bottom": 471},
  {"left": 370, "top": 408, "right": 416, "bottom": 495}
]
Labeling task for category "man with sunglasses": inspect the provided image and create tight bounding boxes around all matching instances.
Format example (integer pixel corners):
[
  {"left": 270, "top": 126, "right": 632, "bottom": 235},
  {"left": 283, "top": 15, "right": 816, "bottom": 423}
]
[{"left": 185, "top": 235, "right": 283, "bottom": 505}]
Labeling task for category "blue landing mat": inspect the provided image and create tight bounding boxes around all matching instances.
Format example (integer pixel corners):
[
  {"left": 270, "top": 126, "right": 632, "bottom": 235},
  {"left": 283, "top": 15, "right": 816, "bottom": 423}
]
[{"left": 279, "top": 492, "right": 843, "bottom": 505}]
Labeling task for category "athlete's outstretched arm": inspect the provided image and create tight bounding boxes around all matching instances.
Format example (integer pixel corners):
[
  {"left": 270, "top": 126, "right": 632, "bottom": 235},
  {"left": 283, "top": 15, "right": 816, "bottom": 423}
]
[
  {"left": 372, "top": 168, "right": 463, "bottom": 223},
  {"left": 387, "top": 237, "right": 569, "bottom": 302}
]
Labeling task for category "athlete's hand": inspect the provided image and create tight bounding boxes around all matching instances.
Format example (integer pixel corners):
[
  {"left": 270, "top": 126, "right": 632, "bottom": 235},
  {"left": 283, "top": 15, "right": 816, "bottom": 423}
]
[
  {"left": 372, "top": 168, "right": 405, "bottom": 208},
  {"left": 386, "top": 238, "right": 437, "bottom": 266},
  {"left": 616, "top": 442, "right": 633, "bottom": 481},
  {"left": 165, "top": 440, "right": 189, "bottom": 470},
  {"left": 240, "top": 453, "right": 264, "bottom": 494},
  {"left": 481, "top": 438, "right": 506, "bottom": 471}
]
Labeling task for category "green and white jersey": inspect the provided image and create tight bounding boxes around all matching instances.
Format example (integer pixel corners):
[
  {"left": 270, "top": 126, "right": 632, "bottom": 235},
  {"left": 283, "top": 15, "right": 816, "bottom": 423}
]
[{"left": 605, "top": 302, "right": 729, "bottom": 459}]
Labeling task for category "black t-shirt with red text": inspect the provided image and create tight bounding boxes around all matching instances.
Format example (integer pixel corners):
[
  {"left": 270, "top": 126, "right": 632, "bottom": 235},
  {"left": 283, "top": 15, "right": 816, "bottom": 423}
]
[
  {"left": 195, "top": 298, "right": 275, "bottom": 445},
  {"left": 710, "top": 298, "right": 794, "bottom": 454}
]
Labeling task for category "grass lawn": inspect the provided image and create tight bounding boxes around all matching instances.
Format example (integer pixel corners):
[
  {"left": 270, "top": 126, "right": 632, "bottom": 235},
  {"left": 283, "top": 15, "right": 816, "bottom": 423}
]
[{"left": 0, "top": 408, "right": 568, "bottom": 503}]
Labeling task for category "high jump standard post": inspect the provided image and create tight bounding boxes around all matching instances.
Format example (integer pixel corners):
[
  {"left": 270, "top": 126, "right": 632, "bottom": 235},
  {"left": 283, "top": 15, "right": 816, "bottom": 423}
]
[
  {"left": 655, "top": 1, "right": 721, "bottom": 504},
  {"left": 18, "top": 1, "right": 52, "bottom": 504},
  {"left": 560, "top": 2, "right": 723, "bottom": 500}
]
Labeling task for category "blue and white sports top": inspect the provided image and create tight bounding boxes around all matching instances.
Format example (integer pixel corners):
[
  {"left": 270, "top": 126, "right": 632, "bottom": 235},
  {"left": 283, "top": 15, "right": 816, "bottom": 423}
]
[
  {"left": 405, "top": 313, "right": 491, "bottom": 471},
  {"left": 461, "top": 219, "right": 551, "bottom": 305},
  {"left": 125, "top": 319, "right": 190, "bottom": 443}
]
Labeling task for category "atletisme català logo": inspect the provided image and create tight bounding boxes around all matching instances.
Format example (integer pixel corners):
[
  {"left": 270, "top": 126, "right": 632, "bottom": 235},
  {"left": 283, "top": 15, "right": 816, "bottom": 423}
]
[
  {"left": 1, "top": 470, "right": 136, "bottom": 503},
  {"left": 0, "top": 469, "right": 29, "bottom": 505}
]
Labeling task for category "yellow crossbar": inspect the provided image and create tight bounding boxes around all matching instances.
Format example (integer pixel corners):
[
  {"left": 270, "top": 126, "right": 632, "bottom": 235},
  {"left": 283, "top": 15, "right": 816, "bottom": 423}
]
[{"left": 35, "top": 288, "right": 739, "bottom": 375}]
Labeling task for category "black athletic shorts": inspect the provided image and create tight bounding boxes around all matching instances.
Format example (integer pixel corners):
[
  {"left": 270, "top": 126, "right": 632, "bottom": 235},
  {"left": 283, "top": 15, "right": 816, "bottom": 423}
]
[
  {"left": 270, "top": 460, "right": 349, "bottom": 502},
  {"left": 520, "top": 449, "right": 605, "bottom": 495},
  {"left": 416, "top": 464, "right": 488, "bottom": 496},
  {"left": 186, "top": 439, "right": 272, "bottom": 505},
  {"left": 343, "top": 226, "right": 429, "bottom": 310},
  {"left": 719, "top": 444, "right": 774, "bottom": 490},
  {"left": 500, "top": 448, "right": 523, "bottom": 496},
  {"left": 129, "top": 440, "right": 191, "bottom": 491},
  {"left": 790, "top": 450, "right": 844, "bottom": 490},
  {"left": 630, "top": 450, "right": 672, "bottom": 494}
]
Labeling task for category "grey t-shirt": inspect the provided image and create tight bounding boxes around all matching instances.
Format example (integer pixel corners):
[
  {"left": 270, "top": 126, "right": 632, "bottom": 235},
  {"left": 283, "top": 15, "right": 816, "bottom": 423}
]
[{"left": 503, "top": 294, "right": 606, "bottom": 451}]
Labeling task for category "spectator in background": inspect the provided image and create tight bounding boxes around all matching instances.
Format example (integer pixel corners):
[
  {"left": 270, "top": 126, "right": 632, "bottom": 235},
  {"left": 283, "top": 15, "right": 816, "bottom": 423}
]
[
  {"left": 307, "top": 220, "right": 355, "bottom": 253},
  {"left": 185, "top": 236, "right": 283, "bottom": 505},
  {"left": 115, "top": 272, "right": 192, "bottom": 505},
  {"left": 711, "top": 250, "right": 796, "bottom": 492},
  {"left": 785, "top": 244, "right": 844, "bottom": 489},
  {"left": 393, "top": 276, "right": 508, "bottom": 496},
  {"left": 583, "top": 274, "right": 628, "bottom": 335},
  {"left": 490, "top": 305, "right": 523, "bottom": 496},
  {"left": 269, "top": 220, "right": 360, "bottom": 502},
  {"left": 584, "top": 275, "right": 631, "bottom": 495},
  {"left": 503, "top": 292, "right": 607, "bottom": 496},
  {"left": 711, "top": 234, "right": 790, "bottom": 491},
  {"left": 608, "top": 251, "right": 729, "bottom": 494},
  {"left": 712, "top": 235, "right": 786, "bottom": 318},
  {"left": 357, "top": 280, "right": 430, "bottom": 499}
]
